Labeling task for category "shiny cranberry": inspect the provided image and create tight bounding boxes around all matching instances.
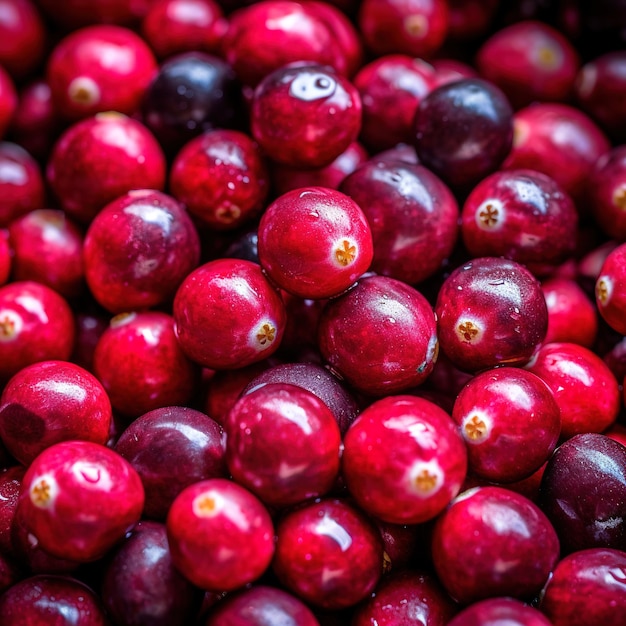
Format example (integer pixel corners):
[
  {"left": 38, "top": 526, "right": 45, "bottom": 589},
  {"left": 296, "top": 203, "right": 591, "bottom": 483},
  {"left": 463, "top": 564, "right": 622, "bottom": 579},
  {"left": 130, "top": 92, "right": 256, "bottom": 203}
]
[
  {"left": 343, "top": 395, "right": 467, "bottom": 524},
  {"left": 0, "top": 465, "right": 24, "bottom": 558},
  {"left": 0, "top": 229, "right": 10, "bottom": 286},
  {"left": 273, "top": 498, "right": 383, "bottom": 610},
  {"left": 102, "top": 520, "right": 203, "bottom": 626},
  {"left": 0, "top": 142, "right": 44, "bottom": 227},
  {"left": 251, "top": 64, "right": 362, "bottom": 169},
  {"left": 540, "top": 548, "right": 626, "bottom": 626},
  {"left": 0, "top": 281, "right": 75, "bottom": 382},
  {"left": 174, "top": 259, "right": 286, "bottom": 369},
  {"left": 432, "top": 486, "right": 560, "bottom": 605},
  {"left": 46, "top": 112, "right": 166, "bottom": 224},
  {"left": 115, "top": 406, "right": 226, "bottom": 520},
  {"left": 448, "top": 597, "right": 552, "bottom": 626},
  {"left": 452, "top": 367, "right": 560, "bottom": 483},
  {"left": 436, "top": 257, "right": 548, "bottom": 372},
  {"left": 94, "top": 311, "right": 200, "bottom": 418},
  {"left": 596, "top": 244, "right": 626, "bottom": 335},
  {"left": 0, "top": 66, "right": 15, "bottom": 140},
  {"left": 502, "top": 103, "right": 610, "bottom": 202},
  {"left": 36, "top": 0, "right": 154, "bottom": 27},
  {"left": 340, "top": 160, "right": 458, "bottom": 285},
  {"left": 430, "top": 58, "right": 478, "bottom": 86},
  {"left": 354, "top": 55, "right": 436, "bottom": 151},
  {"left": 167, "top": 478, "right": 274, "bottom": 591},
  {"left": 17, "top": 440, "right": 144, "bottom": 562},
  {"left": 413, "top": 78, "right": 514, "bottom": 190},
  {"left": 170, "top": 130, "right": 269, "bottom": 231},
  {"left": 318, "top": 275, "right": 438, "bottom": 395},
  {"left": 258, "top": 187, "right": 373, "bottom": 299},
  {"left": 0, "top": 575, "right": 108, "bottom": 625},
  {"left": 462, "top": 169, "right": 578, "bottom": 274},
  {"left": 358, "top": 0, "right": 448, "bottom": 58},
  {"left": 526, "top": 342, "right": 620, "bottom": 438}
]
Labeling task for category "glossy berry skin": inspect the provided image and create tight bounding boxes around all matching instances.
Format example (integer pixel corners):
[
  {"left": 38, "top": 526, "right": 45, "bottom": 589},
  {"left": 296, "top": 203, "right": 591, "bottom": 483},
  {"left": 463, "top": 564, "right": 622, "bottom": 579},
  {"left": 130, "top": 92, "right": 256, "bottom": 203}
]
[
  {"left": 251, "top": 64, "right": 361, "bottom": 169},
  {"left": 0, "top": 575, "right": 108, "bottom": 626},
  {"left": 318, "top": 275, "right": 439, "bottom": 396},
  {"left": 102, "top": 520, "right": 203, "bottom": 626},
  {"left": 258, "top": 187, "right": 373, "bottom": 299},
  {"left": 205, "top": 585, "right": 320, "bottom": 626},
  {"left": 16, "top": 440, "right": 144, "bottom": 562},
  {"left": 47, "top": 112, "right": 166, "bottom": 224},
  {"left": 339, "top": 160, "right": 459, "bottom": 285},
  {"left": 596, "top": 244, "right": 626, "bottom": 335},
  {"left": 540, "top": 548, "right": 626, "bottom": 626},
  {"left": 173, "top": 259, "right": 286, "bottom": 369},
  {"left": 47, "top": 25, "right": 157, "bottom": 120},
  {"left": 166, "top": 478, "right": 274, "bottom": 591},
  {"left": 84, "top": 190, "right": 200, "bottom": 313},
  {"left": 93, "top": 311, "right": 199, "bottom": 418},
  {"left": 526, "top": 342, "right": 620, "bottom": 438},
  {"left": 0, "top": 360, "right": 112, "bottom": 466},
  {"left": 272, "top": 498, "right": 383, "bottom": 610},
  {"left": 343, "top": 395, "right": 467, "bottom": 524},
  {"left": 0, "top": 66, "right": 16, "bottom": 140},
  {"left": 539, "top": 433, "right": 626, "bottom": 553},
  {"left": 431, "top": 486, "right": 560, "bottom": 605},
  {"left": 436, "top": 257, "right": 548, "bottom": 372},
  {"left": 0, "top": 230, "right": 9, "bottom": 286},
  {"left": 447, "top": 597, "right": 552, "bottom": 626},
  {"left": 452, "top": 367, "right": 560, "bottom": 483},
  {"left": 169, "top": 130, "right": 269, "bottom": 230},
  {"left": 461, "top": 169, "right": 578, "bottom": 274},
  {"left": 414, "top": 78, "right": 514, "bottom": 190},
  {"left": 225, "top": 383, "right": 341, "bottom": 507},
  {"left": 115, "top": 406, "right": 226, "bottom": 520},
  {"left": 0, "top": 465, "right": 24, "bottom": 558},
  {"left": 0, "top": 280, "right": 75, "bottom": 382}
]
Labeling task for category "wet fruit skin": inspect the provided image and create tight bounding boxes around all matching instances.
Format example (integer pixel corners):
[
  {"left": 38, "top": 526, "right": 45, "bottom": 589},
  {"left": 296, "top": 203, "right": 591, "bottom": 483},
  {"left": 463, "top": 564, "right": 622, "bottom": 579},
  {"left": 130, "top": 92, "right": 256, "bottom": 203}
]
[
  {"left": 595, "top": 242, "right": 626, "bottom": 335},
  {"left": 447, "top": 597, "right": 553, "bottom": 626}
]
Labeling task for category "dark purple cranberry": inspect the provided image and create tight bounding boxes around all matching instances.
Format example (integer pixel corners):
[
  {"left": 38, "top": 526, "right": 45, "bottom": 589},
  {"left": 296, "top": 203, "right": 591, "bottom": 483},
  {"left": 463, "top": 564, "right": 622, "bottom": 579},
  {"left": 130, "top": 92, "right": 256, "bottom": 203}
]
[{"left": 447, "top": 597, "right": 552, "bottom": 626}]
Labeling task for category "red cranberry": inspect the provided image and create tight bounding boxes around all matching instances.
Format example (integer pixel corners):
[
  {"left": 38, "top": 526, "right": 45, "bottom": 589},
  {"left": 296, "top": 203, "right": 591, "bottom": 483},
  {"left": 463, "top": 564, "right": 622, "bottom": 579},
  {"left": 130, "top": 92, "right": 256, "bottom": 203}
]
[
  {"left": 0, "top": 280, "right": 75, "bottom": 382},
  {"left": 435, "top": 257, "right": 548, "bottom": 372},
  {"left": 93, "top": 311, "right": 200, "bottom": 418},
  {"left": 169, "top": 130, "right": 269, "bottom": 231},
  {"left": 0, "top": 228, "right": 10, "bottom": 285},
  {"left": 36, "top": 0, "right": 154, "bottom": 28},
  {"left": 84, "top": 189, "right": 200, "bottom": 313},
  {"left": 272, "top": 498, "right": 383, "bottom": 610},
  {"left": 251, "top": 64, "right": 362, "bottom": 169},
  {"left": 166, "top": 478, "right": 274, "bottom": 591},
  {"left": 343, "top": 395, "right": 467, "bottom": 524},
  {"left": 174, "top": 259, "right": 286, "bottom": 369},
  {"left": 372, "top": 142, "right": 419, "bottom": 164},
  {"left": 317, "top": 275, "right": 438, "bottom": 395},
  {"left": 0, "top": 141, "right": 44, "bottom": 227},
  {"left": 540, "top": 548, "right": 626, "bottom": 626},
  {"left": 526, "top": 342, "right": 620, "bottom": 438},
  {"left": 432, "top": 486, "right": 560, "bottom": 605},
  {"left": 413, "top": 78, "right": 514, "bottom": 190},
  {"left": 102, "top": 520, "right": 203, "bottom": 626},
  {"left": 339, "top": 160, "right": 459, "bottom": 285},
  {"left": 0, "top": 66, "right": 16, "bottom": 140},
  {"left": 447, "top": 597, "right": 552, "bottom": 626},
  {"left": 258, "top": 186, "right": 373, "bottom": 299},
  {"left": 452, "top": 367, "right": 560, "bottom": 483},
  {"left": 0, "top": 465, "right": 25, "bottom": 558},
  {"left": 0, "top": 575, "right": 108, "bottom": 625},
  {"left": 596, "top": 244, "right": 626, "bottom": 336},
  {"left": 114, "top": 406, "right": 226, "bottom": 520},
  {"left": 17, "top": 440, "right": 144, "bottom": 562},
  {"left": 8, "top": 209, "right": 84, "bottom": 299},
  {"left": 46, "top": 112, "right": 166, "bottom": 224}
]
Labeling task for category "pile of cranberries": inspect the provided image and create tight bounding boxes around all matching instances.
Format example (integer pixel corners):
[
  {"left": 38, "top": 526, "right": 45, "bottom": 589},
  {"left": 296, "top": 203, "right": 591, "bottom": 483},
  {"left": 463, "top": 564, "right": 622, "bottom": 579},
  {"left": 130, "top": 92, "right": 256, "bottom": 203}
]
[{"left": 0, "top": 0, "right": 625, "bottom": 624}]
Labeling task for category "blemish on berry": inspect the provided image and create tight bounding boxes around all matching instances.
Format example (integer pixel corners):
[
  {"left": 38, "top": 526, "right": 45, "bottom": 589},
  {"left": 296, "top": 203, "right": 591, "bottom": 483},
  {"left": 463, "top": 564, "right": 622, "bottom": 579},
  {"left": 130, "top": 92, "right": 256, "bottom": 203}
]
[
  {"left": 0, "top": 311, "right": 22, "bottom": 342},
  {"left": 256, "top": 322, "right": 276, "bottom": 346},
  {"left": 613, "top": 186, "right": 626, "bottom": 211},
  {"left": 30, "top": 477, "right": 55, "bottom": 508},
  {"left": 404, "top": 14, "right": 427, "bottom": 38},
  {"left": 457, "top": 320, "right": 480, "bottom": 343},
  {"left": 596, "top": 277, "right": 611, "bottom": 305},
  {"left": 463, "top": 413, "right": 490, "bottom": 442},
  {"left": 215, "top": 204, "right": 242, "bottom": 224},
  {"left": 335, "top": 239, "right": 357, "bottom": 267},
  {"left": 68, "top": 76, "right": 101, "bottom": 106}
]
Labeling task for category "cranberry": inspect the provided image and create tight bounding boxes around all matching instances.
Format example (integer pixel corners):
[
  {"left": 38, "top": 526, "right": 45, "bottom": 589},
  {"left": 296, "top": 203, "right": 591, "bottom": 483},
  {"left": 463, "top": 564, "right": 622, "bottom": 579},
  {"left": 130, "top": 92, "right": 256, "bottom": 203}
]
[
  {"left": 0, "top": 66, "right": 16, "bottom": 140},
  {"left": 447, "top": 597, "right": 552, "bottom": 626},
  {"left": 413, "top": 78, "right": 514, "bottom": 190},
  {"left": 0, "top": 465, "right": 24, "bottom": 558},
  {"left": 435, "top": 257, "right": 548, "bottom": 372},
  {"left": 0, "top": 229, "right": 10, "bottom": 286},
  {"left": 251, "top": 64, "right": 362, "bottom": 169},
  {"left": 46, "top": 112, "right": 166, "bottom": 224},
  {"left": 114, "top": 406, "right": 226, "bottom": 520},
  {"left": 93, "top": 311, "right": 200, "bottom": 418},
  {"left": 317, "top": 274, "right": 438, "bottom": 395},
  {"left": 597, "top": 245, "right": 626, "bottom": 337},
  {"left": 0, "top": 280, "right": 75, "bottom": 382},
  {"left": 540, "top": 548, "right": 626, "bottom": 626},
  {"left": 372, "top": 142, "right": 419, "bottom": 164},
  {"left": 272, "top": 498, "right": 383, "bottom": 610},
  {"left": 258, "top": 186, "right": 373, "bottom": 299},
  {"left": 166, "top": 478, "right": 274, "bottom": 591},
  {"left": 36, "top": 0, "right": 154, "bottom": 28},
  {"left": 169, "top": 130, "right": 269, "bottom": 231},
  {"left": 16, "top": 440, "right": 144, "bottom": 562},
  {"left": 526, "top": 342, "right": 620, "bottom": 438},
  {"left": 447, "top": 0, "right": 498, "bottom": 41},
  {"left": 431, "top": 58, "right": 478, "bottom": 86},
  {"left": 174, "top": 259, "right": 287, "bottom": 370},
  {"left": 339, "top": 160, "right": 459, "bottom": 285},
  {"left": 432, "top": 486, "right": 560, "bottom": 605}
]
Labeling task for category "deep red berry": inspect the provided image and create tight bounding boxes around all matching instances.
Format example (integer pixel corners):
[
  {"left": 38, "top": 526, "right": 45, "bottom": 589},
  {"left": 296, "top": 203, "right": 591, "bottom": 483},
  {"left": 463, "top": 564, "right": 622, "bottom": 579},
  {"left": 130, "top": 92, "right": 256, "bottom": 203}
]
[{"left": 447, "top": 597, "right": 552, "bottom": 626}]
